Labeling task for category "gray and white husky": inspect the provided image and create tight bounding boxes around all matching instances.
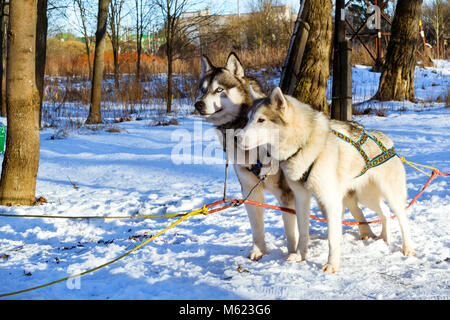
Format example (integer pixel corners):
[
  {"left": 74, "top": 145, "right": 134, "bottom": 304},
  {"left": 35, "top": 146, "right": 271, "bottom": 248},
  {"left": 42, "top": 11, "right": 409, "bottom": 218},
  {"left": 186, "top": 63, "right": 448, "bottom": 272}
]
[
  {"left": 237, "top": 86, "right": 415, "bottom": 272},
  {"left": 194, "top": 53, "right": 375, "bottom": 262},
  {"left": 195, "top": 52, "right": 298, "bottom": 261}
]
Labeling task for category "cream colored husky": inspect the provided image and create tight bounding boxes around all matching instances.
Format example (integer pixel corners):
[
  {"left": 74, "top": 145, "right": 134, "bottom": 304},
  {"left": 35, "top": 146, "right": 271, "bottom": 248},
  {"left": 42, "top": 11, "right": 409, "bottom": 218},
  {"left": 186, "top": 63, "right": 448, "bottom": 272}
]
[{"left": 237, "top": 86, "right": 415, "bottom": 272}]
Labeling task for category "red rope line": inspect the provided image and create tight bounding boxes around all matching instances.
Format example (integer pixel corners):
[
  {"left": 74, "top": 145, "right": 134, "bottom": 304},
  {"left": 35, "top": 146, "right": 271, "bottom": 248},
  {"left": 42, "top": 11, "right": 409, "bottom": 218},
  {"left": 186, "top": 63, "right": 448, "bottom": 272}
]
[
  {"left": 207, "top": 170, "right": 449, "bottom": 226},
  {"left": 405, "top": 170, "right": 448, "bottom": 209}
]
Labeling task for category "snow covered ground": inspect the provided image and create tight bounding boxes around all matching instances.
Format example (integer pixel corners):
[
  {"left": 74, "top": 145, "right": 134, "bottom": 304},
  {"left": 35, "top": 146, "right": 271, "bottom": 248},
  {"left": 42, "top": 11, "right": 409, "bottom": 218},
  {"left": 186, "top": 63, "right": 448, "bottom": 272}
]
[{"left": 0, "top": 61, "right": 449, "bottom": 300}]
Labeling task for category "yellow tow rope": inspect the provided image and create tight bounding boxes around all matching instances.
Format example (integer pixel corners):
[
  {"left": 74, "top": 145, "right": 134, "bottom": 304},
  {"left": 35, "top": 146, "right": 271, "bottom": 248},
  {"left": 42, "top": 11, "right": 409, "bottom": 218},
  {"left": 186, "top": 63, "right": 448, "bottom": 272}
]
[
  {"left": 399, "top": 156, "right": 440, "bottom": 177},
  {"left": 0, "top": 205, "right": 209, "bottom": 298},
  {"left": 0, "top": 212, "right": 189, "bottom": 219}
]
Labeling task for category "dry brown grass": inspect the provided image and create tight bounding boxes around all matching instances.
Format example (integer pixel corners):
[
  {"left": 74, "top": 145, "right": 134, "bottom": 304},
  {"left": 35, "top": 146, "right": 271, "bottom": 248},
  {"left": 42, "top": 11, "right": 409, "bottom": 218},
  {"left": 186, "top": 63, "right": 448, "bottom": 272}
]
[
  {"left": 45, "top": 36, "right": 288, "bottom": 78},
  {"left": 199, "top": 46, "right": 287, "bottom": 72}
]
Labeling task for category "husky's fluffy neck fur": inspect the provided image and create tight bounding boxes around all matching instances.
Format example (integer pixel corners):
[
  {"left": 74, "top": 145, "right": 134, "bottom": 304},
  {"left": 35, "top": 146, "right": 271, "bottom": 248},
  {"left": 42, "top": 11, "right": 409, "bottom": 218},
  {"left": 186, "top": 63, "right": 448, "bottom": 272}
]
[
  {"left": 215, "top": 102, "right": 251, "bottom": 132},
  {"left": 215, "top": 83, "right": 263, "bottom": 166},
  {"left": 278, "top": 96, "right": 330, "bottom": 181}
]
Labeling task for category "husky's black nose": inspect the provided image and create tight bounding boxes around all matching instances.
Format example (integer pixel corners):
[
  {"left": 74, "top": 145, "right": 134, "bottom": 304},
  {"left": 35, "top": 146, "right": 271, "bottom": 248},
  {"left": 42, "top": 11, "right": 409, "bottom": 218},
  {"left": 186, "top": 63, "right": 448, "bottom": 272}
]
[{"left": 194, "top": 101, "right": 205, "bottom": 114}]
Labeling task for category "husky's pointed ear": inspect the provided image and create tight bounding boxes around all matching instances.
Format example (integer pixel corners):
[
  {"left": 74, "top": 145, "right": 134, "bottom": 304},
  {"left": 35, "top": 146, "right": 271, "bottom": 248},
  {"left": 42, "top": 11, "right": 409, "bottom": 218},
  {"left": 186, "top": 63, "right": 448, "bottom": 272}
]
[
  {"left": 201, "top": 55, "right": 214, "bottom": 77},
  {"left": 248, "top": 84, "right": 258, "bottom": 102},
  {"left": 270, "top": 87, "right": 287, "bottom": 110},
  {"left": 225, "top": 52, "right": 245, "bottom": 78},
  {"left": 248, "top": 84, "right": 265, "bottom": 102}
]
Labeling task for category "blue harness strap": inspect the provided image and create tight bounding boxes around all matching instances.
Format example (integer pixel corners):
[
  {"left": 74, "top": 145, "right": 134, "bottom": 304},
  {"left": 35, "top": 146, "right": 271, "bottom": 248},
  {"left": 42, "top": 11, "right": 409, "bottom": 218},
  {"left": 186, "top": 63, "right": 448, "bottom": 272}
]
[
  {"left": 331, "top": 129, "right": 397, "bottom": 177},
  {"left": 300, "top": 162, "right": 314, "bottom": 183},
  {"left": 247, "top": 158, "right": 314, "bottom": 183},
  {"left": 247, "top": 159, "right": 262, "bottom": 176}
]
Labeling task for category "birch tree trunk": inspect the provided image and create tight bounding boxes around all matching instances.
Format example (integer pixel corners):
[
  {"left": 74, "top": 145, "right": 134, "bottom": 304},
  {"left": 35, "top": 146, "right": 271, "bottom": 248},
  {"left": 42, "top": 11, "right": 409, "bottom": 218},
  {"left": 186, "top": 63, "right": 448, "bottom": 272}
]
[{"left": 0, "top": 0, "right": 40, "bottom": 206}]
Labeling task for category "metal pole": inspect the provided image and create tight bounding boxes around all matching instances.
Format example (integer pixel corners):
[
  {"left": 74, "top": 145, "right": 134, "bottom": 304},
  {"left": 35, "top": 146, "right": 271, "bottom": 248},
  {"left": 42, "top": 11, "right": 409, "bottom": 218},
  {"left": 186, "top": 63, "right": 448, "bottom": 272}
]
[
  {"left": 375, "top": 0, "right": 382, "bottom": 71},
  {"left": 331, "top": 0, "right": 352, "bottom": 121},
  {"left": 279, "top": 2, "right": 309, "bottom": 95}
]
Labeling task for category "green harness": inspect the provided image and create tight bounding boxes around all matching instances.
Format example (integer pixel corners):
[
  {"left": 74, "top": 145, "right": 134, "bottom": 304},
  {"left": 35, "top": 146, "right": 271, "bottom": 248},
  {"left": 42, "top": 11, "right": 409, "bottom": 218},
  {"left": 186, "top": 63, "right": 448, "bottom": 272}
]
[{"left": 331, "top": 129, "right": 397, "bottom": 177}]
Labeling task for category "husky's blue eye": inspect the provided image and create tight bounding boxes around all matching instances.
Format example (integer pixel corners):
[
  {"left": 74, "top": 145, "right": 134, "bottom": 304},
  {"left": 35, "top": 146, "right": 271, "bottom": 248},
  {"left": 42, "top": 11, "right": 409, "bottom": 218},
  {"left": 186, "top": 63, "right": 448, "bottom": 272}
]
[{"left": 216, "top": 87, "right": 223, "bottom": 93}]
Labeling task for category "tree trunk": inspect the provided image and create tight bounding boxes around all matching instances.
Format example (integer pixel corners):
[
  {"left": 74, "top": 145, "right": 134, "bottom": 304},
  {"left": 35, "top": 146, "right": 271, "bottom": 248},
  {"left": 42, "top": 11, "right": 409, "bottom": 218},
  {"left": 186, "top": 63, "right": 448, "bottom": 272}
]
[
  {"left": 0, "top": 0, "right": 8, "bottom": 117},
  {"left": 292, "top": 0, "right": 332, "bottom": 114},
  {"left": 110, "top": 27, "right": 120, "bottom": 89},
  {"left": 136, "top": 38, "right": 142, "bottom": 81},
  {"left": 135, "top": 0, "right": 142, "bottom": 82},
  {"left": 165, "top": 11, "right": 173, "bottom": 114},
  {"left": 373, "top": 0, "right": 423, "bottom": 102},
  {"left": 166, "top": 49, "right": 173, "bottom": 113},
  {"left": 109, "top": 0, "right": 121, "bottom": 89},
  {"left": 112, "top": 43, "right": 119, "bottom": 88},
  {"left": 75, "top": 0, "right": 92, "bottom": 81},
  {"left": 35, "top": 0, "right": 48, "bottom": 129},
  {"left": 84, "top": 38, "right": 92, "bottom": 81},
  {"left": 86, "top": 0, "right": 110, "bottom": 124},
  {"left": 0, "top": 0, "right": 40, "bottom": 206}
]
